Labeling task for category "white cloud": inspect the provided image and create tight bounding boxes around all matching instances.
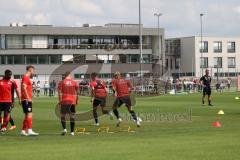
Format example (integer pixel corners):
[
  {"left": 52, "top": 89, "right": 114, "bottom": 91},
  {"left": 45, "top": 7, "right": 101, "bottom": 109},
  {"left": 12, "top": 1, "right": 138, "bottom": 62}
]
[{"left": 0, "top": 0, "right": 240, "bottom": 37}]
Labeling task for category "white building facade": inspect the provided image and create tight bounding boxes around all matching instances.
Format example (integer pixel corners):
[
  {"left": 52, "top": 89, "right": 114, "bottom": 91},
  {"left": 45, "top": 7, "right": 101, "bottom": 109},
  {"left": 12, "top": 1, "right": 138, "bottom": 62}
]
[{"left": 165, "top": 36, "right": 240, "bottom": 79}]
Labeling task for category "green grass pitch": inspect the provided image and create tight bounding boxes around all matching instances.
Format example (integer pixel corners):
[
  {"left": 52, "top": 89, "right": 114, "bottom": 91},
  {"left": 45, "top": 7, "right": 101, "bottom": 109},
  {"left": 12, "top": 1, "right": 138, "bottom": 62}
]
[{"left": 0, "top": 92, "right": 240, "bottom": 160}]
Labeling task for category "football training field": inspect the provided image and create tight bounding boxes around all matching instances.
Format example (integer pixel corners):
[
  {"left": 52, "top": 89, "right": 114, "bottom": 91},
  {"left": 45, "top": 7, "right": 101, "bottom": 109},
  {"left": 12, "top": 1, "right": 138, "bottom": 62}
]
[{"left": 1, "top": 92, "right": 240, "bottom": 160}]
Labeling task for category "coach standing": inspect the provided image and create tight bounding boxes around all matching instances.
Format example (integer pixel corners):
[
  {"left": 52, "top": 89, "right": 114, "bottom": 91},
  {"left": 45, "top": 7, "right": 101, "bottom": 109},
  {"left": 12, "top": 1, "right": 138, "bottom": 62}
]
[
  {"left": 200, "top": 69, "right": 213, "bottom": 106},
  {"left": 21, "top": 65, "right": 39, "bottom": 136},
  {"left": 0, "top": 70, "right": 20, "bottom": 133}
]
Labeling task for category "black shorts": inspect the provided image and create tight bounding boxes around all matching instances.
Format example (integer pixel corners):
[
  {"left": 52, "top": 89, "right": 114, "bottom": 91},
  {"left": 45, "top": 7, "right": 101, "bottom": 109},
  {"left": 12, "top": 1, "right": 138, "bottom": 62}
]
[
  {"left": 0, "top": 102, "right": 13, "bottom": 113},
  {"left": 61, "top": 104, "right": 76, "bottom": 114},
  {"left": 93, "top": 97, "right": 106, "bottom": 108},
  {"left": 113, "top": 96, "right": 132, "bottom": 108},
  {"left": 21, "top": 100, "right": 33, "bottom": 114},
  {"left": 203, "top": 88, "right": 212, "bottom": 96}
]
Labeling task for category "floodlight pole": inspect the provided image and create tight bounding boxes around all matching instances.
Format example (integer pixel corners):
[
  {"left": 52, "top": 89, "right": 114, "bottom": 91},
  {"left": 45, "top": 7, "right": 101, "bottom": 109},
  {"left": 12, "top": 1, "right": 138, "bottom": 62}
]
[
  {"left": 139, "top": 0, "right": 144, "bottom": 96},
  {"left": 200, "top": 13, "right": 204, "bottom": 77},
  {"left": 154, "top": 13, "right": 163, "bottom": 78}
]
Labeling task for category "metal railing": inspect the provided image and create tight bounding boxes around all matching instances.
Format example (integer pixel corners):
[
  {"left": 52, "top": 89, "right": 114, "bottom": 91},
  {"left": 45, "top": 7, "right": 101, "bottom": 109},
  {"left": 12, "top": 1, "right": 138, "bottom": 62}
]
[{"left": 4, "top": 44, "right": 152, "bottom": 50}]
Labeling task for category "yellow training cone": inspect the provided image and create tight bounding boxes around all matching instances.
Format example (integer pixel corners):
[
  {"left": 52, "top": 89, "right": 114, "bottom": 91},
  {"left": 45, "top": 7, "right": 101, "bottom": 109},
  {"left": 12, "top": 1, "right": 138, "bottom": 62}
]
[
  {"left": 218, "top": 110, "right": 225, "bottom": 115},
  {"left": 235, "top": 97, "right": 239, "bottom": 100}
]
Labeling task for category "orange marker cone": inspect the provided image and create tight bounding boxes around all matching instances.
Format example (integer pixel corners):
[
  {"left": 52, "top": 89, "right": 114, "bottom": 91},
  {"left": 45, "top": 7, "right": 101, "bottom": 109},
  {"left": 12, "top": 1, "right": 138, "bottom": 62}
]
[{"left": 212, "top": 121, "right": 222, "bottom": 127}]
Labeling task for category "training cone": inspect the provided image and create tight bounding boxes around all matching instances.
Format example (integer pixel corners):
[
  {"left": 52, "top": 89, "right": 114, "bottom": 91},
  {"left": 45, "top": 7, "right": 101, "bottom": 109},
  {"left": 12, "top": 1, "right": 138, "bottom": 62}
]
[
  {"left": 212, "top": 121, "right": 222, "bottom": 127},
  {"left": 235, "top": 97, "right": 239, "bottom": 100},
  {"left": 218, "top": 110, "right": 225, "bottom": 115}
]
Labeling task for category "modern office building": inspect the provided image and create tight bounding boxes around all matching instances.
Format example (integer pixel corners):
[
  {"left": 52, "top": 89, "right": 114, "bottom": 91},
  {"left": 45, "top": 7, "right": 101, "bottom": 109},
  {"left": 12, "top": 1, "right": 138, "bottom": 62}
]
[
  {"left": 0, "top": 23, "right": 165, "bottom": 82},
  {"left": 165, "top": 36, "right": 240, "bottom": 79}
]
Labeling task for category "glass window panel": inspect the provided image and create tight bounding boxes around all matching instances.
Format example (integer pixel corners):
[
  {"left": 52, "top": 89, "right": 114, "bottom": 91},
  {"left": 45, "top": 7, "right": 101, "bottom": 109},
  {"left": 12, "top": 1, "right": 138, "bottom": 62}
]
[
  {"left": 6, "top": 35, "right": 24, "bottom": 49},
  {"left": 26, "top": 55, "right": 37, "bottom": 64},
  {"left": 14, "top": 55, "right": 24, "bottom": 64},
  {"left": 38, "top": 55, "right": 49, "bottom": 64}
]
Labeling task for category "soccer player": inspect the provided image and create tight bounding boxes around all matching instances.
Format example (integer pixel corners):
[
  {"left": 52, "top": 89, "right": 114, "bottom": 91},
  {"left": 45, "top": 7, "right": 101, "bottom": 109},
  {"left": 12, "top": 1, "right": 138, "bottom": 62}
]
[
  {"left": 0, "top": 70, "right": 20, "bottom": 133},
  {"left": 89, "top": 72, "right": 113, "bottom": 126},
  {"left": 21, "top": 65, "right": 39, "bottom": 136},
  {"left": 112, "top": 72, "right": 141, "bottom": 127},
  {"left": 58, "top": 72, "right": 79, "bottom": 136},
  {"left": 200, "top": 69, "right": 213, "bottom": 106}
]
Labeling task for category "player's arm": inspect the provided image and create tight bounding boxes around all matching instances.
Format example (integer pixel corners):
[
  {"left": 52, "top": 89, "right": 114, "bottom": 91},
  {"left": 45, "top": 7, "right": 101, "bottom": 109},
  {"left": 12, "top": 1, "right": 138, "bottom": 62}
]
[
  {"left": 112, "top": 86, "right": 117, "bottom": 97},
  {"left": 128, "top": 80, "right": 134, "bottom": 93},
  {"left": 57, "top": 82, "right": 62, "bottom": 103},
  {"left": 199, "top": 77, "right": 205, "bottom": 88},
  {"left": 75, "top": 83, "right": 80, "bottom": 105},
  {"left": 90, "top": 85, "right": 95, "bottom": 102},
  {"left": 22, "top": 83, "right": 31, "bottom": 102}
]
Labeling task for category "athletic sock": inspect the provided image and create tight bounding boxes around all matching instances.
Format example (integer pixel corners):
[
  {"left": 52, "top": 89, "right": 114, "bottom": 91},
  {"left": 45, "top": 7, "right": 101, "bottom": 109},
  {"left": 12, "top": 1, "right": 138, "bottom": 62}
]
[
  {"left": 22, "top": 118, "right": 28, "bottom": 131},
  {"left": 2, "top": 116, "right": 10, "bottom": 128},
  {"left": 208, "top": 100, "right": 211, "bottom": 105},
  {"left": 113, "top": 109, "right": 120, "bottom": 119},
  {"left": 70, "top": 118, "right": 75, "bottom": 133},
  {"left": 61, "top": 117, "right": 66, "bottom": 130},
  {"left": 93, "top": 109, "right": 98, "bottom": 123},
  {"left": 9, "top": 117, "right": 15, "bottom": 126},
  {"left": 202, "top": 100, "right": 205, "bottom": 105},
  {"left": 94, "top": 118, "right": 98, "bottom": 124},
  {"left": 27, "top": 117, "right": 33, "bottom": 129},
  {"left": 129, "top": 111, "right": 137, "bottom": 122}
]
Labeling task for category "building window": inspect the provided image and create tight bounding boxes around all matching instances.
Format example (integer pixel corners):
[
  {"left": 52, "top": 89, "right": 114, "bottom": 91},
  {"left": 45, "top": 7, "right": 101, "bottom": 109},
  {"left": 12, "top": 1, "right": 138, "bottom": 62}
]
[
  {"left": 170, "top": 59, "right": 173, "bottom": 69},
  {"left": 49, "top": 55, "right": 61, "bottom": 64},
  {"left": 227, "top": 42, "right": 235, "bottom": 53},
  {"left": 14, "top": 55, "right": 24, "bottom": 64},
  {"left": 0, "top": 34, "right": 6, "bottom": 49},
  {"left": 6, "top": 55, "right": 14, "bottom": 64},
  {"left": 13, "top": 75, "right": 22, "bottom": 79},
  {"left": 228, "top": 57, "right": 236, "bottom": 68},
  {"left": 175, "top": 58, "right": 180, "bottom": 69},
  {"left": 38, "top": 55, "right": 49, "bottom": 64},
  {"left": 213, "top": 41, "right": 222, "bottom": 53},
  {"left": 26, "top": 55, "right": 38, "bottom": 64},
  {"left": 165, "top": 59, "right": 168, "bottom": 68},
  {"left": 199, "top": 41, "right": 208, "bottom": 53},
  {"left": 214, "top": 57, "right": 222, "bottom": 68},
  {"left": 143, "top": 54, "right": 151, "bottom": 64},
  {"left": 6, "top": 35, "right": 24, "bottom": 49},
  {"left": 119, "top": 54, "right": 127, "bottom": 63},
  {"left": 129, "top": 54, "right": 140, "bottom": 63},
  {"left": 0, "top": 56, "right": 6, "bottom": 64},
  {"left": 73, "top": 55, "right": 86, "bottom": 64},
  {"left": 200, "top": 57, "right": 208, "bottom": 68}
]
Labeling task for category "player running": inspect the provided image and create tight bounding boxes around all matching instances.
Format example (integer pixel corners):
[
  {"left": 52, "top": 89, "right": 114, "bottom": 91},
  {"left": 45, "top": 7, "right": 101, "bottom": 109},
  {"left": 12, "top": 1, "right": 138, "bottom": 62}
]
[
  {"left": 112, "top": 72, "right": 141, "bottom": 127},
  {"left": 0, "top": 70, "right": 20, "bottom": 133},
  {"left": 20, "top": 65, "right": 39, "bottom": 136},
  {"left": 200, "top": 69, "right": 213, "bottom": 106},
  {"left": 89, "top": 72, "right": 113, "bottom": 126},
  {"left": 58, "top": 72, "right": 79, "bottom": 136}
]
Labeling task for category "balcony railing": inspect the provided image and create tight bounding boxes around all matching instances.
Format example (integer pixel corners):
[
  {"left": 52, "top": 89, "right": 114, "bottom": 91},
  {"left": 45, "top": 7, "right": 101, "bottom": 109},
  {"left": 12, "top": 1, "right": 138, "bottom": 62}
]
[{"left": 4, "top": 44, "right": 152, "bottom": 50}]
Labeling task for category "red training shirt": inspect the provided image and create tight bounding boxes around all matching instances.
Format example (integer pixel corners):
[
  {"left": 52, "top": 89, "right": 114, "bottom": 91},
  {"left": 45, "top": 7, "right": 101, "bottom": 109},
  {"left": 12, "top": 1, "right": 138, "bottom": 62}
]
[
  {"left": 21, "top": 74, "right": 32, "bottom": 101},
  {"left": 89, "top": 79, "right": 107, "bottom": 98},
  {"left": 0, "top": 79, "right": 18, "bottom": 103},
  {"left": 58, "top": 77, "right": 79, "bottom": 105},
  {"left": 112, "top": 78, "right": 132, "bottom": 97}
]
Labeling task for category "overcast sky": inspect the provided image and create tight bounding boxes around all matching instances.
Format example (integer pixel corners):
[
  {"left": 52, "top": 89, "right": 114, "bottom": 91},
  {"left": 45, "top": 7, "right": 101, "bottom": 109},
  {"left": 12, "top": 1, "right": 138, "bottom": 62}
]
[{"left": 0, "top": 0, "right": 240, "bottom": 38}]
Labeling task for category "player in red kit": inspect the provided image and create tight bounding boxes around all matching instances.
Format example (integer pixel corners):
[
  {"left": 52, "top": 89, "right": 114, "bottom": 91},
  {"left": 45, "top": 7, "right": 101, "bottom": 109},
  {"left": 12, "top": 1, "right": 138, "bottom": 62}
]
[
  {"left": 112, "top": 72, "right": 141, "bottom": 127},
  {"left": 20, "top": 65, "right": 39, "bottom": 136},
  {"left": 58, "top": 72, "right": 79, "bottom": 136},
  {"left": 89, "top": 72, "right": 113, "bottom": 126},
  {"left": 0, "top": 70, "right": 20, "bottom": 133}
]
